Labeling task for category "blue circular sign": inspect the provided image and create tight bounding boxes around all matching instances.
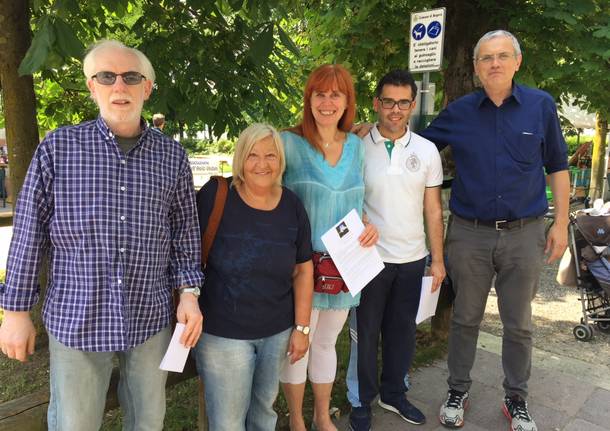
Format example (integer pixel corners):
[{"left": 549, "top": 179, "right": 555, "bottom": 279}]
[
  {"left": 427, "top": 21, "right": 442, "bottom": 38},
  {"left": 412, "top": 23, "right": 426, "bottom": 40}
]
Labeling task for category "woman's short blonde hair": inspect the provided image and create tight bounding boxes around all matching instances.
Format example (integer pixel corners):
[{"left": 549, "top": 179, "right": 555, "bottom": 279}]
[{"left": 232, "top": 123, "right": 285, "bottom": 188}]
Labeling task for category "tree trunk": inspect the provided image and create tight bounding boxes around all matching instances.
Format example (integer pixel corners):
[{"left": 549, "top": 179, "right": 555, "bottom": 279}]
[
  {"left": 0, "top": 0, "right": 46, "bottom": 339},
  {"left": 430, "top": 0, "right": 511, "bottom": 341},
  {"left": 0, "top": 0, "right": 39, "bottom": 202},
  {"left": 438, "top": 0, "right": 512, "bottom": 105},
  {"left": 589, "top": 113, "right": 609, "bottom": 201}
]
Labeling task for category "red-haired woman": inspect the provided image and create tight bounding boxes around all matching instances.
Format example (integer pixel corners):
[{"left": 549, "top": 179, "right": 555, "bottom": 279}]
[{"left": 279, "top": 64, "right": 378, "bottom": 431}]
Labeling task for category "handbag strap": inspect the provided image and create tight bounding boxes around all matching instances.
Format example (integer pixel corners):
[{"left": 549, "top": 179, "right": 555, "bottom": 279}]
[{"left": 201, "top": 176, "right": 228, "bottom": 265}]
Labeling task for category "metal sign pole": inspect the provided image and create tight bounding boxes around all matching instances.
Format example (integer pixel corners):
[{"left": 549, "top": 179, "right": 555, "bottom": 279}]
[{"left": 419, "top": 71, "right": 430, "bottom": 131}]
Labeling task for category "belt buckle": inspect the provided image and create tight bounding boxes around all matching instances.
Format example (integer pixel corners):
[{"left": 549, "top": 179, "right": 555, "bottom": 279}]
[{"left": 495, "top": 220, "right": 507, "bottom": 230}]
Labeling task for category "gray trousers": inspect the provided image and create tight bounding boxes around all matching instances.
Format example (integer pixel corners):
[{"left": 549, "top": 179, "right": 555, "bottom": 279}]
[{"left": 446, "top": 215, "right": 545, "bottom": 399}]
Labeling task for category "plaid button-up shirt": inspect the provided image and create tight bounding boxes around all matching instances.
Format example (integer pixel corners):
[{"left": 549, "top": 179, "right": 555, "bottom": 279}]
[{"left": 0, "top": 117, "right": 204, "bottom": 351}]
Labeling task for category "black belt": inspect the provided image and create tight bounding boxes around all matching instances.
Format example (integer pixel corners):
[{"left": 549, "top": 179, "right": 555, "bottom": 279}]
[{"left": 454, "top": 215, "right": 541, "bottom": 231}]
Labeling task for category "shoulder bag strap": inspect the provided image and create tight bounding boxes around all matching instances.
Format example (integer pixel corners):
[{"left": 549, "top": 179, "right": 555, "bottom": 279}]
[{"left": 201, "top": 176, "right": 228, "bottom": 266}]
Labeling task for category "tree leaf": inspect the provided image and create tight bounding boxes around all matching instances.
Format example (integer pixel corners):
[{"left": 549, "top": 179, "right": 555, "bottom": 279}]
[
  {"left": 593, "top": 25, "right": 610, "bottom": 39},
  {"left": 53, "top": 18, "right": 86, "bottom": 59},
  {"left": 32, "top": 0, "right": 44, "bottom": 13},
  {"left": 227, "top": 0, "right": 244, "bottom": 12},
  {"left": 543, "top": 10, "right": 578, "bottom": 25},
  {"left": 54, "top": 0, "right": 81, "bottom": 17},
  {"left": 569, "top": 0, "right": 596, "bottom": 15},
  {"left": 18, "top": 17, "right": 54, "bottom": 76},
  {"left": 277, "top": 24, "right": 299, "bottom": 56},
  {"left": 249, "top": 24, "right": 274, "bottom": 65}
]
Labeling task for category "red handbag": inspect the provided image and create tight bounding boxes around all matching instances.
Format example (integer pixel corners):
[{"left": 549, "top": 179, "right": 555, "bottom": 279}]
[{"left": 312, "top": 252, "right": 349, "bottom": 295}]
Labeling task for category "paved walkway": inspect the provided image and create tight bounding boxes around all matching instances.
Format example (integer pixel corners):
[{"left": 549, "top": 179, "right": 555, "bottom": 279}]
[{"left": 336, "top": 331, "right": 610, "bottom": 430}]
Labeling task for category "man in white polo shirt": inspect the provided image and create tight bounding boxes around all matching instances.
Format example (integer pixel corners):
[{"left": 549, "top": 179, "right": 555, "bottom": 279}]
[{"left": 347, "top": 69, "right": 445, "bottom": 431}]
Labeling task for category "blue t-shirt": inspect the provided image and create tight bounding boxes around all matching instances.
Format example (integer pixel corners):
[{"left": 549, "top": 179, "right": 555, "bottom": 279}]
[
  {"left": 196, "top": 178, "right": 312, "bottom": 339},
  {"left": 420, "top": 83, "right": 568, "bottom": 220},
  {"left": 281, "top": 131, "right": 365, "bottom": 310}
]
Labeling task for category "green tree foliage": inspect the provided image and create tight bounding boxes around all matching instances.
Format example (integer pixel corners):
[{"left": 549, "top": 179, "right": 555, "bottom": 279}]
[
  {"left": 21, "top": 0, "right": 305, "bottom": 136},
  {"left": 297, "top": 0, "right": 609, "bottom": 120},
  {"left": 15, "top": 0, "right": 610, "bottom": 136},
  {"left": 179, "top": 137, "right": 235, "bottom": 155},
  {"left": 514, "top": 0, "right": 610, "bottom": 118}
]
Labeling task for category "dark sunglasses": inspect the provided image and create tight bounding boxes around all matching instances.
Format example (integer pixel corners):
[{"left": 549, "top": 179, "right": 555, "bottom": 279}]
[{"left": 91, "top": 71, "right": 147, "bottom": 85}]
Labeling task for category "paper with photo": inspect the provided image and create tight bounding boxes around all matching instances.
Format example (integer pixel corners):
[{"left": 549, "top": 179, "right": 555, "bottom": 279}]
[
  {"left": 320, "top": 209, "right": 384, "bottom": 297},
  {"left": 416, "top": 276, "right": 440, "bottom": 324},
  {"left": 159, "top": 323, "right": 190, "bottom": 373}
]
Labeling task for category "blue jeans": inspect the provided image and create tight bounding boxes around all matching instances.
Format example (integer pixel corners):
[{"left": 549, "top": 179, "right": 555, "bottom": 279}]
[
  {"left": 47, "top": 327, "right": 171, "bottom": 431},
  {"left": 194, "top": 328, "right": 292, "bottom": 431}
]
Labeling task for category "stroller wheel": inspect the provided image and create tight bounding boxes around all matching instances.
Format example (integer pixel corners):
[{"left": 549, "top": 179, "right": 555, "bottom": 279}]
[
  {"left": 573, "top": 324, "right": 594, "bottom": 341},
  {"left": 596, "top": 321, "right": 610, "bottom": 334}
]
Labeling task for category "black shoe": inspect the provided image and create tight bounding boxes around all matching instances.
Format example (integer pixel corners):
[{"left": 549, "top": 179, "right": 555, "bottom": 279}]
[
  {"left": 378, "top": 396, "right": 426, "bottom": 425},
  {"left": 349, "top": 406, "right": 372, "bottom": 431}
]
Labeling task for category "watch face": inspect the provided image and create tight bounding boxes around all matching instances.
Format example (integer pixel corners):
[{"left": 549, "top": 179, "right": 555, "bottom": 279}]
[{"left": 302, "top": 326, "right": 310, "bottom": 335}]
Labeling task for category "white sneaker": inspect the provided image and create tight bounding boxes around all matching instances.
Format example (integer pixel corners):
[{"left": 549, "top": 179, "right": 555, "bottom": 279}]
[
  {"left": 439, "top": 389, "right": 469, "bottom": 428},
  {"left": 502, "top": 395, "right": 537, "bottom": 431}
]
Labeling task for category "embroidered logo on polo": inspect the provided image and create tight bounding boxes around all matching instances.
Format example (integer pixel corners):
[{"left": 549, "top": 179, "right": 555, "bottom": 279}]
[{"left": 406, "top": 153, "right": 421, "bottom": 172}]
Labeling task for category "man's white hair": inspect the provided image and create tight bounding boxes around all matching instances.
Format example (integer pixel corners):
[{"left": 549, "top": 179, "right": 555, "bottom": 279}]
[
  {"left": 83, "top": 39, "right": 156, "bottom": 85},
  {"left": 473, "top": 30, "right": 522, "bottom": 60}
]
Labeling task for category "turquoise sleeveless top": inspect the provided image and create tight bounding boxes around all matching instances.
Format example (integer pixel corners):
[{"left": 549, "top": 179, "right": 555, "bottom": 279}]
[{"left": 282, "top": 131, "right": 365, "bottom": 310}]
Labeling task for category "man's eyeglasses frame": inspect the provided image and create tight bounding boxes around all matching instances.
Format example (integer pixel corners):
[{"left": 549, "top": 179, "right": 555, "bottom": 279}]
[
  {"left": 377, "top": 97, "right": 414, "bottom": 111},
  {"left": 91, "top": 71, "right": 147, "bottom": 85}
]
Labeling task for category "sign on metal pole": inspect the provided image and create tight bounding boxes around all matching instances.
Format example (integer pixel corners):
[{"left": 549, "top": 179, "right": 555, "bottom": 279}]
[{"left": 409, "top": 8, "right": 446, "bottom": 73}]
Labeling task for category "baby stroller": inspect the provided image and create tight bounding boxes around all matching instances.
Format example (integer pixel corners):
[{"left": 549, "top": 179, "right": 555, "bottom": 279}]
[{"left": 558, "top": 209, "right": 610, "bottom": 341}]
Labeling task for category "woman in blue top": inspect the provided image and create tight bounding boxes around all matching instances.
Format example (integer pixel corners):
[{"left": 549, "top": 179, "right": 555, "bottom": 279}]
[{"left": 279, "top": 64, "right": 378, "bottom": 431}]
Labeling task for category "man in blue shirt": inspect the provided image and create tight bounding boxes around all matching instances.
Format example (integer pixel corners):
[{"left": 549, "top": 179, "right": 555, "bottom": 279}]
[
  {"left": 420, "top": 30, "right": 569, "bottom": 431},
  {"left": 0, "top": 40, "right": 204, "bottom": 430}
]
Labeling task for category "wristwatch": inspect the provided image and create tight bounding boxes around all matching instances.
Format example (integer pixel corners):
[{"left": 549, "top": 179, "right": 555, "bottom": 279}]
[
  {"left": 178, "top": 286, "right": 201, "bottom": 298},
  {"left": 294, "top": 324, "right": 310, "bottom": 335}
]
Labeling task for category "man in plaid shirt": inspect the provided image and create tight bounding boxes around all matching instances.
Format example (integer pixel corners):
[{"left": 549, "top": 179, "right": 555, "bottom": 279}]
[{"left": 0, "top": 40, "right": 204, "bottom": 430}]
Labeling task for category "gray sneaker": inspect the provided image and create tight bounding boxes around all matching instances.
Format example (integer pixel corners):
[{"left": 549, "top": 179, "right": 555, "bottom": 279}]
[
  {"left": 439, "top": 389, "right": 469, "bottom": 428},
  {"left": 503, "top": 395, "right": 537, "bottom": 431}
]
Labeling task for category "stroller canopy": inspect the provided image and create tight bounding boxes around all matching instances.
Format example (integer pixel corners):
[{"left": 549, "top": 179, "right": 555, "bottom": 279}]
[{"left": 575, "top": 213, "right": 610, "bottom": 247}]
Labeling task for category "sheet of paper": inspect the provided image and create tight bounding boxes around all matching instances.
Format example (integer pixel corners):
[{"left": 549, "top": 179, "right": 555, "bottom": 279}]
[
  {"left": 159, "top": 323, "right": 190, "bottom": 373},
  {"left": 416, "top": 276, "right": 440, "bottom": 324},
  {"left": 320, "top": 209, "right": 385, "bottom": 297}
]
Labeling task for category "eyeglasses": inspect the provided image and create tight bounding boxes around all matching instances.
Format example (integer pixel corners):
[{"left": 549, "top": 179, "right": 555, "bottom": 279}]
[
  {"left": 91, "top": 71, "right": 147, "bottom": 85},
  {"left": 475, "top": 52, "right": 516, "bottom": 64},
  {"left": 378, "top": 97, "right": 414, "bottom": 110}
]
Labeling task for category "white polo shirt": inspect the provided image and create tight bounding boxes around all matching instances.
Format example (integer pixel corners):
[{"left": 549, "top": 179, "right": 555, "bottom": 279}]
[{"left": 364, "top": 125, "right": 443, "bottom": 263}]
